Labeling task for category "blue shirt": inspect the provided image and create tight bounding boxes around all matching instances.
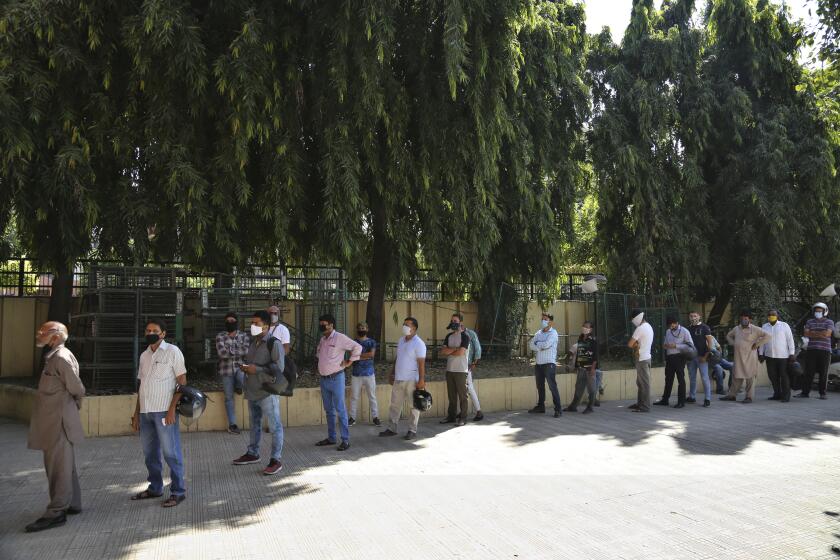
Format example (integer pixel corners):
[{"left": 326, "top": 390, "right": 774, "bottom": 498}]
[{"left": 352, "top": 338, "right": 377, "bottom": 376}]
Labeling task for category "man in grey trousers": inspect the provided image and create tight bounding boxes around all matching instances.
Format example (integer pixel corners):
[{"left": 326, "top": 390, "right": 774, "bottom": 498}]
[{"left": 628, "top": 309, "right": 654, "bottom": 412}]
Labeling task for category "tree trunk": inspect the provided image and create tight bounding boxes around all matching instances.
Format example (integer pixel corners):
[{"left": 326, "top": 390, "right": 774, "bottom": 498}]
[
  {"left": 365, "top": 194, "right": 390, "bottom": 351},
  {"left": 707, "top": 282, "right": 733, "bottom": 328},
  {"left": 48, "top": 265, "right": 74, "bottom": 324}
]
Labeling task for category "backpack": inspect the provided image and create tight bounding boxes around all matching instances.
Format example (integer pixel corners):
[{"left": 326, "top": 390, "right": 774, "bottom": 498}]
[{"left": 261, "top": 336, "right": 297, "bottom": 397}]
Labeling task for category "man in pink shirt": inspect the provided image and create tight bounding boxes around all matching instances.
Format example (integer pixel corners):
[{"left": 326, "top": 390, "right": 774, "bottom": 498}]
[{"left": 314, "top": 314, "right": 362, "bottom": 451}]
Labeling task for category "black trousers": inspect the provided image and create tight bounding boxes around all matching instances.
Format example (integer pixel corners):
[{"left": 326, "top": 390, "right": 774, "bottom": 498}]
[
  {"left": 802, "top": 349, "right": 831, "bottom": 396},
  {"left": 765, "top": 357, "right": 791, "bottom": 400},
  {"left": 662, "top": 354, "right": 687, "bottom": 403}
]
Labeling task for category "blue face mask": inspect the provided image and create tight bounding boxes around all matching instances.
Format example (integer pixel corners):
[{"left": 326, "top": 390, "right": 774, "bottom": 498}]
[{"left": 540, "top": 320, "right": 549, "bottom": 329}]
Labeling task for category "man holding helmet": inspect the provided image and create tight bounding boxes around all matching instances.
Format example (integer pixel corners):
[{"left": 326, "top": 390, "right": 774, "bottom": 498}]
[
  {"left": 796, "top": 302, "right": 834, "bottom": 399},
  {"left": 131, "top": 318, "right": 187, "bottom": 507},
  {"left": 380, "top": 317, "right": 427, "bottom": 440},
  {"left": 25, "top": 322, "right": 85, "bottom": 532}
]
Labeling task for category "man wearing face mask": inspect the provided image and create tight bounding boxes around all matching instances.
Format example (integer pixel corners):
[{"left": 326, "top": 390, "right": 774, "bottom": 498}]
[
  {"left": 655, "top": 316, "right": 694, "bottom": 408},
  {"left": 232, "top": 311, "right": 285, "bottom": 475},
  {"left": 348, "top": 321, "right": 380, "bottom": 427},
  {"left": 564, "top": 321, "right": 598, "bottom": 414},
  {"left": 266, "top": 305, "right": 291, "bottom": 356},
  {"left": 628, "top": 309, "right": 654, "bottom": 412},
  {"left": 25, "top": 322, "right": 85, "bottom": 533},
  {"left": 215, "top": 312, "right": 250, "bottom": 434},
  {"left": 721, "top": 309, "right": 772, "bottom": 403},
  {"left": 686, "top": 311, "right": 714, "bottom": 407},
  {"left": 131, "top": 318, "right": 187, "bottom": 507},
  {"left": 759, "top": 309, "right": 795, "bottom": 402},
  {"left": 440, "top": 313, "right": 472, "bottom": 426},
  {"left": 528, "top": 313, "right": 562, "bottom": 417},
  {"left": 314, "top": 314, "right": 362, "bottom": 451},
  {"left": 380, "top": 317, "right": 427, "bottom": 440},
  {"left": 796, "top": 302, "right": 835, "bottom": 399}
]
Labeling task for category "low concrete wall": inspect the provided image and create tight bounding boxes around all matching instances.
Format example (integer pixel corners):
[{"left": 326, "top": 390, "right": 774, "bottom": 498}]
[{"left": 0, "top": 366, "right": 771, "bottom": 437}]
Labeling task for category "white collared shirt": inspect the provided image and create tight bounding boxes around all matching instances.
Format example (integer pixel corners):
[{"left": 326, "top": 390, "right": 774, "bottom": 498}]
[
  {"left": 268, "top": 323, "right": 291, "bottom": 345},
  {"left": 138, "top": 340, "right": 186, "bottom": 413},
  {"left": 760, "top": 321, "right": 795, "bottom": 359}
]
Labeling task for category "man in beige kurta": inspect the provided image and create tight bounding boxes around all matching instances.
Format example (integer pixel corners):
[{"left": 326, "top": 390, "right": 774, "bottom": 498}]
[
  {"left": 721, "top": 310, "right": 771, "bottom": 403},
  {"left": 26, "top": 322, "right": 85, "bottom": 533}
]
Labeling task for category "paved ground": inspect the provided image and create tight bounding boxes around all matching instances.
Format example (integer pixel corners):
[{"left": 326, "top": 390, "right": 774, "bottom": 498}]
[{"left": 2, "top": 387, "right": 840, "bottom": 560}]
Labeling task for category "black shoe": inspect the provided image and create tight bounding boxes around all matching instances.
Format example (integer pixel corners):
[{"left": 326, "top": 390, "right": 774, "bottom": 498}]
[
  {"left": 337, "top": 441, "right": 351, "bottom": 451},
  {"left": 719, "top": 395, "right": 736, "bottom": 401},
  {"left": 528, "top": 406, "right": 545, "bottom": 414},
  {"left": 593, "top": 400, "right": 601, "bottom": 407},
  {"left": 673, "top": 402, "right": 685, "bottom": 409},
  {"left": 628, "top": 404, "right": 640, "bottom": 411},
  {"left": 686, "top": 398, "right": 696, "bottom": 403},
  {"left": 563, "top": 405, "right": 578, "bottom": 413},
  {"left": 66, "top": 507, "right": 81, "bottom": 515},
  {"left": 780, "top": 398, "right": 790, "bottom": 403},
  {"left": 373, "top": 417, "right": 382, "bottom": 426},
  {"left": 379, "top": 429, "right": 397, "bottom": 437},
  {"left": 315, "top": 438, "right": 336, "bottom": 446},
  {"left": 404, "top": 431, "right": 416, "bottom": 441},
  {"left": 473, "top": 411, "right": 484, "bottom": 421},
  {"left": 703, "top": 399, "right": 710, "bottom": 407},
  {"left": 767, "top": 395, "right": 780, "bottom": 401},
  {"left": 653, "top": 399, "right": 669, "bottom": 406},
  {"left": 227, "top": 424, "right": 241, "bottom": 435},
  {"left": 348, "top": 417, "right": 356, "bottom": 427},
  {"left": 794, "top": 393, "right": 809, "bottom": 398},
  {"left": 25, "top": 513, "right": 66, "bottom": 533},
  {"left": 582, "top": 406, "right": 593, "bottom": 414},
  {"left": 553, "top": 410, "right": 561, "bottom": 418},
  {"left": 440, "top": 417, "right": 456, "bottom": 424}
]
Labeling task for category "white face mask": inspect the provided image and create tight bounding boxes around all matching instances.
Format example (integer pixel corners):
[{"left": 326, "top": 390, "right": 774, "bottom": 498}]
[
  {"left": 402, "top": 325, "right": 412, "bottom": 336},
  {"left": 540, "top": 320, "right": 549, "bottom": 329},
  {"left": 631, "top": 313, "right": 644, "bottom": 327},
  {"left": 270, "top": 314, "right": 279, "bottom": 324},
  {"left": 250, "top": 324, "right": 264, "bottom": 337},
  {"left": 815, "top": 311, "right": 824, "bottom": 319}
]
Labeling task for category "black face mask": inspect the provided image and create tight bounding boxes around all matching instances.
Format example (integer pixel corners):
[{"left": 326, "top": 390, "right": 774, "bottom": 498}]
[
  {"left": 225, "top": 321, "right": 238, "bottom": 332},
  {"left": 357, "top": 331, "right": 367, "bottom": 338},
  {"left": 319, "top": 324, "right": 328, "bottom": 333},
  {"left": 145, "top": 333, "right": 161, "bottom": 346},
  {"left": 448, "top": 322, "right": 460, "bottom": 331}
]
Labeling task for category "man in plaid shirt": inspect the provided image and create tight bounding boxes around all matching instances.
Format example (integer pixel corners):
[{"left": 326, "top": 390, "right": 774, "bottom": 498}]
[{"left": 216, "top": 312, "right": 250, "bottom": 434}]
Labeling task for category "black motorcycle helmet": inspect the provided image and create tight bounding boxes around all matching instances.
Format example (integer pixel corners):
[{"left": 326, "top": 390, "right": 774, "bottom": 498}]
[
  {"left": 413, "top": 389, "right": 433, "bottom": 412},
  {"left": 175, "top": 384, "right": 208, "bottom": 420}
]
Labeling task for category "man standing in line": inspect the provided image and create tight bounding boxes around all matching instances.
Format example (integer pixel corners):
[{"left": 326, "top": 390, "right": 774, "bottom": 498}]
[
  {"left": 564, "top": 321, "right": 598, "bottom": 414},
  {"left": 628, "top": 309, "right": 654, "bottom": 412},
  {"left": 266, "top": 304, "right": 291, "bottom": 356},
  {"left": 25, "top": 322, "right": 85, "bottom": 532},
  {"left": 796, "top": 302, "right": 834, "bottom": 399},
  {"left": 231, "top": 311, "right": 284, "bottom": 475},
  {"left": 379, "top": 317, "right": 427, "bottom": 440},
  {"left": 130, "top": 318, "right": 187, "bottom": 508},
  {"left": 686, "top": 311, "right": 714, "bottom": 407},
  {"left": 759, "top": 308, "right": 795, "bottom": 402},
  {"left": 440, "top": 313, "right": 471, "bottom": 427},
  {"left": 654, "top": 316, "right": 694, "bottom": 409},
  {"left": 314, "top": 314, "right": 361, "bottom": 451},
  {"left": 348, "top": 321, "right": 380, "bottom": 427},
  {"left": 720, "top": 309, "right": 772, "bottom": 403},
  {"left": 463, "top": 322, "right": 484, "bottom": 421},
  {"left": 528, "top": 312, "right": 562, "bottom": 418},
  {"left": 216, "top": 312, "right": 250, "bottom": 434}
]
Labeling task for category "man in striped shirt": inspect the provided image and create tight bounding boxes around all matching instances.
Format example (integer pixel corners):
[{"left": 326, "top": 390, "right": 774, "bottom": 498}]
[
  {"left": 528, "top": 312, "right": 562, "bottom": 417},
  {"left": 130, "top": 318, "right": 187, "bottom": 508},
  {"left": 797, "top": 302, "right": 835, "bottom": 399}
]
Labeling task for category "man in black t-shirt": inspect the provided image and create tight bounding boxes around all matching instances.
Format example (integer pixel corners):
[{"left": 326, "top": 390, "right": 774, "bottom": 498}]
[
  {"left": 565, "top": 321, "right": 598, "bottom": 414},
  {"left": 687, "top": 311, "right": 714, "bottom": 407}
]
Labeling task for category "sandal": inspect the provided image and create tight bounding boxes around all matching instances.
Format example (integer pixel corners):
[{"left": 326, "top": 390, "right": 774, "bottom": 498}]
[
  {"left": 162, "top": 495, "right": 186, "bottom": 508},
  {"left": 131, "top": 490, "right": 163, "bottom": 501}
]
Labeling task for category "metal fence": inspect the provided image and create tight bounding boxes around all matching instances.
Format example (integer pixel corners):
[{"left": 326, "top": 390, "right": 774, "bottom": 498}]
[{"left": 595, "top": 292, "right": 680, "bottom": 367}]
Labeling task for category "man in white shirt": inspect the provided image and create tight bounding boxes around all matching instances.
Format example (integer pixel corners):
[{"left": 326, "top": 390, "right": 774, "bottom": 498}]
[
  {"left": 528, "top": 312, "right": 562, "bottom": 418},
  {"left": 759, "top": 308, "right": 796, "bottom": 402},
  {"left": 628, "top": 309, "right": 654, "bottom": 412},
  {"left": 379, "top": 317, "right": 427, "bottom": 440},
  {"left": 266, "top": 304, "right": 291, "bottom": 356},
  {"left": 130, "top": 318, "right": 187, "bottom": 508}
]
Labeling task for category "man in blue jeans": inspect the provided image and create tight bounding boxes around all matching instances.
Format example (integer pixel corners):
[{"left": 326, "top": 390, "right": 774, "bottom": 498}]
[
  {"left": 315, "top": 314, "right": 362, "bottom": 451},
  {"left": 232, "top": 310, "right": 285, "bottom": 476},
  {"left": 528, "top": 312, "right": 562, "bottom": 418},
  {"left": 687, "top": 311, "right": 714, "bottom": 407},
  {"left": 215, "top": 312, "right": 250, "bottom": 434},
  {"left": 131, "top": 318, "right": 187, "bottom": 508}
]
